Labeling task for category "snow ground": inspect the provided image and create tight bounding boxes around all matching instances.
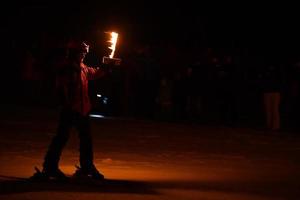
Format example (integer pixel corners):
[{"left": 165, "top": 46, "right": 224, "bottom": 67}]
[{"left": 0, "top": 104, "right": 299, "bottom": 200}]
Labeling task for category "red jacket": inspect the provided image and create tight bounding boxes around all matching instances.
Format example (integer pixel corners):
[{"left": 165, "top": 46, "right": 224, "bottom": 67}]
[{"left": 56, "top": 61, "right": 105, "bottom": 116}]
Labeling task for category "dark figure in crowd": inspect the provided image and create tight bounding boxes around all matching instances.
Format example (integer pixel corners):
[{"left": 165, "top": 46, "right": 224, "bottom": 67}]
[
  {"left": 258, "top": 61, "right": 284, "bottom": 131},
  {"left": 216, "top": 55, "right": 238, "bottom": 126}
]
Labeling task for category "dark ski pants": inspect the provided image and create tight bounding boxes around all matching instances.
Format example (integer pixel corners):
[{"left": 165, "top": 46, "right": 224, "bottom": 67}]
[{"left": 43, "top": 109, "right": 94, "bottom": 171}]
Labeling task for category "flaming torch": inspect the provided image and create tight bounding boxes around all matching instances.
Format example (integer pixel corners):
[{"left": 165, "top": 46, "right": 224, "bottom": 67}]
[{"left": 102, "top": 31, "right": 121, "bottom": 65}]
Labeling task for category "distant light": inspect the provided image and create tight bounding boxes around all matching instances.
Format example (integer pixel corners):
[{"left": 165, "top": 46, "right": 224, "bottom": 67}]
[
  {"left": 103, "top": 97, "right": 109, "bottom": 105},
  {"left": 89, "top": 114, "right": 105, "bottom": 118},
  {"left": 97, "top": 94, "right": 102, "bottom": 98}
]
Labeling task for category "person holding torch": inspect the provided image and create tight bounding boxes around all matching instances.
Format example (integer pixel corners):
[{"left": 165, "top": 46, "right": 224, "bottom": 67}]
[{"left": 31, "top": 39, "right": 118, "bottom": 180}]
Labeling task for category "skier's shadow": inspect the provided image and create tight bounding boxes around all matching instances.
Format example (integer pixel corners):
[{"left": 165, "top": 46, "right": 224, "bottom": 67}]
[{"left": 0, "top": 175, "right": 158, "bottom": 195}]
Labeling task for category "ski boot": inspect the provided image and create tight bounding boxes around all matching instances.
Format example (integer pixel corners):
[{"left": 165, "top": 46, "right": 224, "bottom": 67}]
[
  {"left": 73, "top": 165, "right": 104, "bottom": 180},
  {"left": 30, "top": 167, "right": 68, "bottom": 181}
]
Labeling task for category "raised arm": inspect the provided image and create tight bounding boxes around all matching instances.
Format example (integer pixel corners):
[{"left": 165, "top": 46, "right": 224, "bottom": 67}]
[{"left": 83, "top": 64, "right": 107, "bottom": 80}]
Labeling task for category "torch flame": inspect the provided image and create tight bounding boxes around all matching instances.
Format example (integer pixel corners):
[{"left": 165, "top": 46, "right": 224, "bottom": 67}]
[{"left": 107, "top": 32, "right": 118, "bottom": 58}]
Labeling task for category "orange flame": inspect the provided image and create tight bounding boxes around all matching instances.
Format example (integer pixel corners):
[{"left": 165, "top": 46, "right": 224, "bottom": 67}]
[{"left": 107, "top": 32, "right": 118, "bottom": 58}]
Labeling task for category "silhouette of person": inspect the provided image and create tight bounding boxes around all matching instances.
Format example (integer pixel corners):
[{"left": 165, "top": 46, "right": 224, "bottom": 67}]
[
  {"left": 259, "top": 60, "right": 284, "bottom": 131},
  {"left": 32, "top": 41, "right": 108, "bottom": 180},
  {"left": 217, "top": 55, "right": 238, "bottom": 126}
]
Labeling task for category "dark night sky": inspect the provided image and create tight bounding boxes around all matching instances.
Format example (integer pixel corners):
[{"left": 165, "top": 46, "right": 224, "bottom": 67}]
[
  {"left": 1, "top": 3, "right": 298, "bottom": 43},
  {"left": 1, "top": 2, "right": 300, "bottom": 60}
]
